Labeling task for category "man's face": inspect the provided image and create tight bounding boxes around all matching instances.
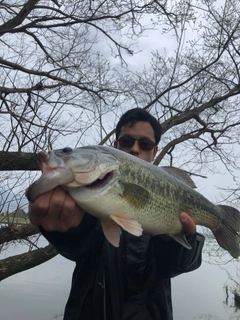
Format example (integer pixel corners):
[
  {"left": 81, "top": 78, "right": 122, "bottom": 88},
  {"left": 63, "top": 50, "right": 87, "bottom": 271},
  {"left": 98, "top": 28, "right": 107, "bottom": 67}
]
[{"left": 114, "top": 121, "right": 158, "bottom": 162}]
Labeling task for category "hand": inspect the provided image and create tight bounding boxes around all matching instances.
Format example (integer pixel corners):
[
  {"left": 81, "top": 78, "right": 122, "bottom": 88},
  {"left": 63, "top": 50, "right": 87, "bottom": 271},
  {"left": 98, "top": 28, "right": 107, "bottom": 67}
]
[
  {"left": 159, "top": 212, "right": 196, "bottom": 241},
  {"left": 28, "top": 186, "right": 85, "bottom": 232}
]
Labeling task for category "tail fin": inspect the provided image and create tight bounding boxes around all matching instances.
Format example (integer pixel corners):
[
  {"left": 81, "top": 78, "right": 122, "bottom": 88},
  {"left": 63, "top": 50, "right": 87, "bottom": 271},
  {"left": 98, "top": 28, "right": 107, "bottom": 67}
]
[{"left": 212, "top": 205, "right": 240, "bottom": 258}]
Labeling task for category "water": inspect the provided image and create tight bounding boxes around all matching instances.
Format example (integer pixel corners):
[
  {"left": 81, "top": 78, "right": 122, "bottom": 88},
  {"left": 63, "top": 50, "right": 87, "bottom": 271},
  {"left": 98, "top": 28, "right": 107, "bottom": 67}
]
[
  {"left": 0, "top": 257, "right": 73, "bottom": 320},
  {"left": 172, "top": 258, "right": 239, "bottom": 319},
  {"left": 0, "top": 238, "right": 239, "bottom": 320},
  {"left": 0, "top": 237, "right": 74, "bottom": 320}
]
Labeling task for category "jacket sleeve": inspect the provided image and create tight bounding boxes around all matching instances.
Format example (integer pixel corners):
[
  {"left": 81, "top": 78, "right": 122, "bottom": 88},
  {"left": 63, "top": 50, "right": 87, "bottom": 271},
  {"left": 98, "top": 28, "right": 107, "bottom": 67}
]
[
  {"left": 39, "top": 213, "right": 104, "bottom": 262},
  {"left": 152, "top": 232, "right": 205, "bottom": 278}
]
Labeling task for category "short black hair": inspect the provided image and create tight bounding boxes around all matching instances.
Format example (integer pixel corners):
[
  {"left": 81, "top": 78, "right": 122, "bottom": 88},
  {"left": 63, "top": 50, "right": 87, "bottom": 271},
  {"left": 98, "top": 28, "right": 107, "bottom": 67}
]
[{"left": 116, "top": 108, "right": 162, "bottom": 145}]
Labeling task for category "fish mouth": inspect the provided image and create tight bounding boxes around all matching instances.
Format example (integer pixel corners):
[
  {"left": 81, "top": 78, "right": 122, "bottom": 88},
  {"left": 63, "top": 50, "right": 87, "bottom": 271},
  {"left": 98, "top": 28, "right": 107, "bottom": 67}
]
[{"left": 86, "top": 171, "right": 114, "bottom": 189}]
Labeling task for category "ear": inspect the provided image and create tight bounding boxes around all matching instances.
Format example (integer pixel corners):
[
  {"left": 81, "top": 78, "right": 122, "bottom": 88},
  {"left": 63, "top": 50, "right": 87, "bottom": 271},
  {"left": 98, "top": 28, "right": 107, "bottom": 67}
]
[
  {"left": 152, "top": 146, "right": 158, "bottom": 161},
  {"left": 113, "top": 140, "right": 118, "bottom": 149}
]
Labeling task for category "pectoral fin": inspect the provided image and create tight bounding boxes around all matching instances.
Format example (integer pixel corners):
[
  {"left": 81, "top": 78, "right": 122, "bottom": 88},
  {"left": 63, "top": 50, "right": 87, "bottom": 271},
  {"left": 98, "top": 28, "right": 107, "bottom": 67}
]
[
  {"left": 170, "top": 233, "right": 192, "bottom": 249},
  {"left": 110, "top": 215, "right": 143, "bottom": 237},
  {"left": 122, "top": 182, "right": 150, "bottom": 209},
  {"left": 101, "top": 219, "right": 122, "bottom": 247}
]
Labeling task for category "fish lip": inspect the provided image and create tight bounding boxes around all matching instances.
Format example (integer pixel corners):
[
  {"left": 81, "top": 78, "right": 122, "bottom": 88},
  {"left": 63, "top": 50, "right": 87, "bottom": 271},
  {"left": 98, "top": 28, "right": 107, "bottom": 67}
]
[
  {"left": 26, "top": 166, "right": 75, "bottom": 202},
  {"left": 39, "top": 150, "right": 98, "bottom": 175},
  {"left": 38, "top": 151, "right": 68, "bottom": 171},
  {"left": 38, "top": 151, "right": 48, "bottom": 163}
]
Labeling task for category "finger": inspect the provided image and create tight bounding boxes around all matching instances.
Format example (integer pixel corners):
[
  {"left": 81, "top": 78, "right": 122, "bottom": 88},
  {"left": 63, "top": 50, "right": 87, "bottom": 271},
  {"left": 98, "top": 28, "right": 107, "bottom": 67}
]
[
  {"left": 57, "top": 193, "right": 85, "bottom": 232},
  {"left": 48, "top": 186, "right": 67, "bottom": 215},
  {"left": 179, "top": 212, "right": 196, "bottom": 235},
  {"left": 29, "top": 187, "right": 67, "bottom": 230},
  {"left": 42, "top": 187, "right": 69, "bottom": 231},
  {"left": 29, "top": 186, "right": 85, "bottom": 232},
  {"left": 28, "top": 189, "right": 54, "bottom": 225}
]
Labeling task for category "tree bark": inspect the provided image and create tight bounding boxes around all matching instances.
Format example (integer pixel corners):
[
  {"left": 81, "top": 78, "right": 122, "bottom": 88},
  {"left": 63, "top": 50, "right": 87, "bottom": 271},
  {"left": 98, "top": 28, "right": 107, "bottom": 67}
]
[
  {"left": 0, "top": 224, "right": 39, "bottom": 245},
  {"left": 0, "top": 151, "right": 38, "bottom": 171},
  {"left": 0, "top": 243, "right": 58, "bottom": 281}
]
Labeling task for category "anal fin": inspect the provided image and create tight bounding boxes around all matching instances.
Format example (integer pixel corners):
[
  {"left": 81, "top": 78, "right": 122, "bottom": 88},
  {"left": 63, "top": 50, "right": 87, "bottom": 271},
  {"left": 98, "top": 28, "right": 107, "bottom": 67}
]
[
  {"left": 101, "top": 219, "right": 122, "bottom": 247},
  {"left": 170, "top": 233, "right": 192, "bottom": 249}
]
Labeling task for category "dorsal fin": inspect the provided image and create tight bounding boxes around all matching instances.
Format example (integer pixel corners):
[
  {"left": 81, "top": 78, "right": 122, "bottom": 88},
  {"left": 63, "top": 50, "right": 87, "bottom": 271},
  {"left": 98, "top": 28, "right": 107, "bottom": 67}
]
[{"left": 161, "top": 166, "right": 197, "bottom": 189}]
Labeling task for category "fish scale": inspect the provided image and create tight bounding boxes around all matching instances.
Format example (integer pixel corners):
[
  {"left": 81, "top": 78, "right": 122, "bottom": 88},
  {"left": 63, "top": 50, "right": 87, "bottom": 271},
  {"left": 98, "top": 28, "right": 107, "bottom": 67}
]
[{"left": 117, "top": 156, "right": 219, "bottom": 231}]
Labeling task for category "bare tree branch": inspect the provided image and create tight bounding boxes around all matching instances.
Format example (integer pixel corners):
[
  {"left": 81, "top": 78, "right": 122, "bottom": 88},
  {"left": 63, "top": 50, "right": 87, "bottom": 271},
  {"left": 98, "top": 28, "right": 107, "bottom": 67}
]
[
  {"left": 0, "top": 243, "right": 57, "bottom": 281},
  {"left": 0, "top": 224, "right": 39, "bottom": 245}
]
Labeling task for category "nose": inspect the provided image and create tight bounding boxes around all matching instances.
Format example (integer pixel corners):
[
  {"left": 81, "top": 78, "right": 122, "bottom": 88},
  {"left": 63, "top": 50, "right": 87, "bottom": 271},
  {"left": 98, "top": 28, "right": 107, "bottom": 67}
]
[{"left": 130, "top": 140, "right": 140, "bottom": 155}]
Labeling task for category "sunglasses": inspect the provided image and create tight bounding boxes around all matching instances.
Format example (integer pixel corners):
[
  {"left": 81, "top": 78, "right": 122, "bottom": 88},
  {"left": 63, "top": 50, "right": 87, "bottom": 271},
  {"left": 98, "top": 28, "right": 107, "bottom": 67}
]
[{"left": 118, "top": 135, "right": 156, "bottom": 151}]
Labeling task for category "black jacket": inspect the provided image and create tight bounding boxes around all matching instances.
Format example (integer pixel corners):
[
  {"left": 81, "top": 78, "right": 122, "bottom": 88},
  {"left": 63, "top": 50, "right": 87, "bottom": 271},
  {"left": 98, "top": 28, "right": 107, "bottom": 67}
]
[{"left": 40, "top": 214, "right": 205, "bottom": 320}]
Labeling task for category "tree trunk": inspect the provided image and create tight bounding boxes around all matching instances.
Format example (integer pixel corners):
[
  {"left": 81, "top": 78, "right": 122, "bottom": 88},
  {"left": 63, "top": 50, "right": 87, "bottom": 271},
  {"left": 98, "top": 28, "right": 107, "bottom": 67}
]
[
  {"left": 0, "top": 243, "right": 58, "bottom": 281},
  {"left": 0, "top": 224, "right": 39, "bottom": 245},
  {"left": 0, "top": 151, "right": 38, "bottom": 171}
]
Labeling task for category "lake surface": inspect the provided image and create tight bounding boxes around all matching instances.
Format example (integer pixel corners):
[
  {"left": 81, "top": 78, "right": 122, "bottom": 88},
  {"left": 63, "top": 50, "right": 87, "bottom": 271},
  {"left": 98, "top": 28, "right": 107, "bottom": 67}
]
[{"left": 0, "top": 237, "right": 240, "bottom": 320}]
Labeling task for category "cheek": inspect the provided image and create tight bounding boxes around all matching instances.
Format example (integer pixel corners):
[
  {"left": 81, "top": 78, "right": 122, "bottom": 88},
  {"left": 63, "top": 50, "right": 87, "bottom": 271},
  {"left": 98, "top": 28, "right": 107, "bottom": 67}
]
[
  {"left": 141, "top": 152, "right": 154, "bottom": 162},
  {"left": 118, "top": 146, "right": 130, "bottom": 153},
  {"left": 114, "top": 141, "right": 125, "bottom": 151}
]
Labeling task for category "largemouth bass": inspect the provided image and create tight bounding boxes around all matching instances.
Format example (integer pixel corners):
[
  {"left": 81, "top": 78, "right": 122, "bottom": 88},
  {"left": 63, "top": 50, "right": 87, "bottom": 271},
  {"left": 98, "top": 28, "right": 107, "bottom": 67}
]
[{"left": 26, "top": 146, "right": 240, "bottom": 258}]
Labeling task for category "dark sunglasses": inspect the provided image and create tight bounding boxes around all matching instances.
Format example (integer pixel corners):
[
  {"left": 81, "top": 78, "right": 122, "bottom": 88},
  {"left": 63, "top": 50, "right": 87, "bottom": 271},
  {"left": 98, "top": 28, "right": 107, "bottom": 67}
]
[{"left": 118, "top": 135, "right": 156, "bottom": 151}]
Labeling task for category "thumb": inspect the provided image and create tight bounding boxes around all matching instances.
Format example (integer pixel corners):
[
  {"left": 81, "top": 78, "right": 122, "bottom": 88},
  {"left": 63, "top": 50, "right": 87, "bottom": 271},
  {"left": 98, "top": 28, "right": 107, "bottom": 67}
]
[{"left": 180, "top": 212, "right": 196, "bottom": 235}]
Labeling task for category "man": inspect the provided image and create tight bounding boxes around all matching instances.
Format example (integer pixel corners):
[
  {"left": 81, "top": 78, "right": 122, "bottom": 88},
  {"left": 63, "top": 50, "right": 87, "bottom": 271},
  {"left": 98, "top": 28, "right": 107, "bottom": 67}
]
[{"left": 29, "top": 108, "right": 204, "bottom": 320}]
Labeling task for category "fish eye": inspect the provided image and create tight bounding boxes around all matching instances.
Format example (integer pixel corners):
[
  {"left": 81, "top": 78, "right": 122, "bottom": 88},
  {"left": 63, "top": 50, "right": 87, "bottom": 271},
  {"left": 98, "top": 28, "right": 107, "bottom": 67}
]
[{"left": 62, "top": 147, "right": 73, "bottom": 153}]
